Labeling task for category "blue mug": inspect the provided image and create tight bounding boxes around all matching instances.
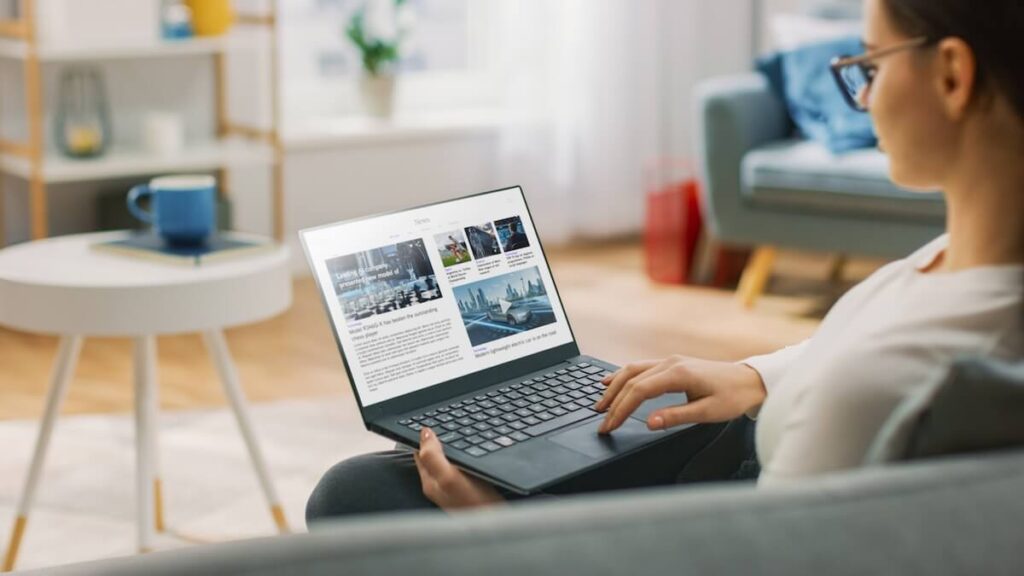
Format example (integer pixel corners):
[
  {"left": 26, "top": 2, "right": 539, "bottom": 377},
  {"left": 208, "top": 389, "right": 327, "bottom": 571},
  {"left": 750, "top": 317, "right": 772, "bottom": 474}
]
[{"left": 127, "top": 175, "right": 217, "bottom": 245}]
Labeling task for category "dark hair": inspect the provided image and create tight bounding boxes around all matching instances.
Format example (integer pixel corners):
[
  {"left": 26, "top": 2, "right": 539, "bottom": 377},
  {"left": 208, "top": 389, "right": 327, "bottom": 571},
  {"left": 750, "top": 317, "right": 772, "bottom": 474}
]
[{"left": 883, "top": 0, "right": 1024, "bottom": 120}]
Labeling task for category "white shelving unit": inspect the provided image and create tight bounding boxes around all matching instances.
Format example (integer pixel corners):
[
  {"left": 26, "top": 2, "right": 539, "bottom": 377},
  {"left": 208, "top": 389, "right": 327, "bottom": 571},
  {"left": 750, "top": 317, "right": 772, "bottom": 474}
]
[
  {"left": 0, "top": 0, "right": 285, "bottom": 244},
  {"left": 0, "top": 137, "right": 273, "bottom": 183},
  {"left": 0, "top": 35, "right": 227, "bottom": 61}
]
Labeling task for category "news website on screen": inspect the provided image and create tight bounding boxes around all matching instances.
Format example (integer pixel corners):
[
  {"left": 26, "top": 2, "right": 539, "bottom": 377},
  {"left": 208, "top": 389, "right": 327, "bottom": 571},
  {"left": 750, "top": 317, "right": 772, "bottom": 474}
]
[{"left": 304, "top": 187, "right": 574, "bottom": 407}]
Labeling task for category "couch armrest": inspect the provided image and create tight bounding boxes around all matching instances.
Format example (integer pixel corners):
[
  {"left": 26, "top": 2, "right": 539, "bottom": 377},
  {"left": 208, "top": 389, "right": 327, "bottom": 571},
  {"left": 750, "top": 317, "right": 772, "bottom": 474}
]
[{"left": 694, "top": 73, "right": 792, "bottom": 241}]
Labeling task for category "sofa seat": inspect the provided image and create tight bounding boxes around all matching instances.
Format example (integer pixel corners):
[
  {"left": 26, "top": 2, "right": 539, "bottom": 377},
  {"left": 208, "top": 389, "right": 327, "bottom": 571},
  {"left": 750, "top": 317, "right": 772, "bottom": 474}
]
[
  {"left": 741, "top": 139, "right": 946, "bottom": 222},
  {"left": 41, "top": 449, "right": 1024, "bottom": 576}
]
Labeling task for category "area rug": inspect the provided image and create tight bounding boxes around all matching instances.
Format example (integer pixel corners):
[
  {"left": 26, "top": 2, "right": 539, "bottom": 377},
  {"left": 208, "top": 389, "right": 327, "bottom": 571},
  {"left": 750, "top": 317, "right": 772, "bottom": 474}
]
[{"left": 0, "top": 397, "right": 394, "bottom": 572}]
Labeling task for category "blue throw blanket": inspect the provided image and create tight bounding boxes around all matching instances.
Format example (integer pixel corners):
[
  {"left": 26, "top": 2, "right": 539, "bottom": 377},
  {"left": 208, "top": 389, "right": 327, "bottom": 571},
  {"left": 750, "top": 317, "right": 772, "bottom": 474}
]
[{"left": 758, "top": 36, "right": 878, "bottom": 154}]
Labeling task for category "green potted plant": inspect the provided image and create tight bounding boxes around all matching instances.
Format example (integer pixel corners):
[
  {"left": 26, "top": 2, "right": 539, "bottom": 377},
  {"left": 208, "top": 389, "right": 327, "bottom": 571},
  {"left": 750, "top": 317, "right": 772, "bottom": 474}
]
[{"left": 346, "top": 0, "right": 415, "bottom": 118}]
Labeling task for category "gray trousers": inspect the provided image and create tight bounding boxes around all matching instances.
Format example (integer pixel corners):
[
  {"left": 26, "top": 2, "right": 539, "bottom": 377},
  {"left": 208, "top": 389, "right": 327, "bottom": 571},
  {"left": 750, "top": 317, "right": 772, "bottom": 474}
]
[{"left": 306, "top": 418, "right": 758, "bottom": 527}]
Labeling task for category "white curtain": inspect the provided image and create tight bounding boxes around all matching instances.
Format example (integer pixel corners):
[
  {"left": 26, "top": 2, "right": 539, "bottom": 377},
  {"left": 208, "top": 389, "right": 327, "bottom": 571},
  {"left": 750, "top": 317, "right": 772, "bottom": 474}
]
[
  {"left": 494, "top": 0, "right": 667, "bottom": 243},
  {"left": 493, "top": 0, "right": 755, "bottom": 244}
]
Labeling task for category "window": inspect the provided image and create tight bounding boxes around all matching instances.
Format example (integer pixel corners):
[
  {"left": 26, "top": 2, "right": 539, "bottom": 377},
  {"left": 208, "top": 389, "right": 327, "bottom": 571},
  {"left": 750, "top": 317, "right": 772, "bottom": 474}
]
[
  {"left": 283, "top": 0, "right": 471, "bottom": 76},
  {"left": 278, "top": 0, "right": 501, "bottom": 122}
]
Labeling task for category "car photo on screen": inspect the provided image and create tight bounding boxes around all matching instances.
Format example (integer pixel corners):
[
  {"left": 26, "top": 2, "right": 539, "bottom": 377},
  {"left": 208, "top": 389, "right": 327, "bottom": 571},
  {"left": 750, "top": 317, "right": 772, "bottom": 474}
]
[{"left": 452, "top": 266, "right": 555, "bottom": 346}]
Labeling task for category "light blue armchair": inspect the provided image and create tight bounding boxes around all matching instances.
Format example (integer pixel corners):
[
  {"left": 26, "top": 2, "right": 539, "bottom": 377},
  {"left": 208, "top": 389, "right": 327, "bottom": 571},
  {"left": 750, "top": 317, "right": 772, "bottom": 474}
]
[{"left": 694, "top": 73, "right": 946, "bottom": 306}]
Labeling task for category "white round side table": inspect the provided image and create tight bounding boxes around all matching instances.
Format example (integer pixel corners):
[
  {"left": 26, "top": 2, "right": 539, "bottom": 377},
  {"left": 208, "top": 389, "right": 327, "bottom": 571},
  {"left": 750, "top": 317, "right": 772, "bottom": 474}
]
[{"left": 0, "top": 231, "right": 293, "bottom": 570}]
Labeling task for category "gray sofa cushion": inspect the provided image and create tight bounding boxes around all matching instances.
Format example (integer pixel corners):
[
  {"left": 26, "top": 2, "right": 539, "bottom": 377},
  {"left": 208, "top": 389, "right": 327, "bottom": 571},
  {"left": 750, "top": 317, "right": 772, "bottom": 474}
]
[
  {"left": 741, "top": 139, "right": 945, "bottom": 221},
  {"left": 41, "top": 449, "right": 1024, "bottom": 576},
  {"left": 867, "top": 358, "right": 1024, "bottom": 464}
]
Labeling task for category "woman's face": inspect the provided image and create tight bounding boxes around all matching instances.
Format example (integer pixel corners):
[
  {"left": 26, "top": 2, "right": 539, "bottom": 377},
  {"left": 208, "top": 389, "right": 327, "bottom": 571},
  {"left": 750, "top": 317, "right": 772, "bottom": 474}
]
[{"left": 863, "top": 0, "right": 954, "bottom": 191}]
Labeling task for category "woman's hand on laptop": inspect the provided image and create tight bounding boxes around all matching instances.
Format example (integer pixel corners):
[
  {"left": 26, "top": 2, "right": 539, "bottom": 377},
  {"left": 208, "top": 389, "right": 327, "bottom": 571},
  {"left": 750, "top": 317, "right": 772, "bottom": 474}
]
[
  {"left": 594, "top": 356, "right": 766, "bottom": 434},
  {"left": 414, "top": 427, "right": 507, "bottom": 510}
]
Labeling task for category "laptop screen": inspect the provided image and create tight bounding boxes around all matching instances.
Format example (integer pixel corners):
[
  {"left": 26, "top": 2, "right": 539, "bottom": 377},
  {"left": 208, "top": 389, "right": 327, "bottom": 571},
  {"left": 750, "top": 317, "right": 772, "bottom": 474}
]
[{"left": 301, "top": 187, "right": 576, "bottom": 408}]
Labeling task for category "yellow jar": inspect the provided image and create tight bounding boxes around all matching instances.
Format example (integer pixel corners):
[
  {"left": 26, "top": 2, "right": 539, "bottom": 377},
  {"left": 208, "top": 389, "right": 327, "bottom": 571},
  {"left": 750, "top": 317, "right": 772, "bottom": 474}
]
[{"left": 185, "top": 0, "right": 234, "bottom": 37}]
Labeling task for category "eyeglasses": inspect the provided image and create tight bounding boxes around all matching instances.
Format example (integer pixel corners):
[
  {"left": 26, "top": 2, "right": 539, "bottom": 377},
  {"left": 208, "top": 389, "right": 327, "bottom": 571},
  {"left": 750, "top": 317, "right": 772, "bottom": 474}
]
[{"left": 830, "top": 37, "right": 931, "bottom": 112}]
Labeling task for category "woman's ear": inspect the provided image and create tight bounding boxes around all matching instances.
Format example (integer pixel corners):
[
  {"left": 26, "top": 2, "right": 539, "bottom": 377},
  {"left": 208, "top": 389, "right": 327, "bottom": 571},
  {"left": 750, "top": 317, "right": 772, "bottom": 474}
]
[{"left": 934, "top": 37, "right": 978, "bottom": 120}]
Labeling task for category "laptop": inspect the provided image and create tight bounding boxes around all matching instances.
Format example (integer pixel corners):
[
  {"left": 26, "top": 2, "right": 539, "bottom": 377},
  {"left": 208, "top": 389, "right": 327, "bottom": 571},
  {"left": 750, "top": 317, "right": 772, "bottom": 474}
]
[{"left": 300, "top": 186, "right": 695, "bottom": 495}]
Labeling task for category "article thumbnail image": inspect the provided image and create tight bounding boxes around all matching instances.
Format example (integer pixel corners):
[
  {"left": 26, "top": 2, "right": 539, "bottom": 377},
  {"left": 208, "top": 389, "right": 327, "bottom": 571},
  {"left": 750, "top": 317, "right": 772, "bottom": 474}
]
[
  {"left": 494, "top": 216, "right": 530, "bottom": 253},
  {"left": 452, "top": 266, "right": 555, "bottom": 346},
  {"left": 434, "top": 229, "right": 473, "bottom": 268},
  {"left": 464, "top": 223, "right": 502, "bottom": 259},
  {"left": 326, "top": 239, "right": 443, "bottom": 323}
]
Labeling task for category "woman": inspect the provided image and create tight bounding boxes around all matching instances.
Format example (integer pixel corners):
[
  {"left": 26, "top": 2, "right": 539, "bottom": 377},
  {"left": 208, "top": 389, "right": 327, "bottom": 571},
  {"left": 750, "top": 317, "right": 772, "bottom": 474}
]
[{"left": 306, "top": 0, "right": 1024, "bottom": 517}]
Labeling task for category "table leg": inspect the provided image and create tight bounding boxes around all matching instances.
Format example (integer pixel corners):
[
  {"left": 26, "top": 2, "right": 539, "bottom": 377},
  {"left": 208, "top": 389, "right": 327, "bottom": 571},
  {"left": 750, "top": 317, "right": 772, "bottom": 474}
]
[
  {"left": 203, "top": 330, "right": 290, "bottom": 533},
  {"left": 3, "top": 336, "right": 83, "bottom": 572},
  {"left": 0, "top": 170, "right": 6, "bottom": 247},
  {"left": 736, "top": 246, "right": 777, "bottom": 309},
  {"left": 133, "top": 336, "right": 160, "bottom": 553},
  {"left": 148, "top": 347, "right": 165, "bottom": 534}
]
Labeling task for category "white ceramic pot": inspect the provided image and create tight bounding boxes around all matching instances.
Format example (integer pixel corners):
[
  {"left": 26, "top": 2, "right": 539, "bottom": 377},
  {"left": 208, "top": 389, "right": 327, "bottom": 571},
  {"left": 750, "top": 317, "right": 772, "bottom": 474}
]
[{"left": 359, "top": 74, "right": 397, "bottom": 118}]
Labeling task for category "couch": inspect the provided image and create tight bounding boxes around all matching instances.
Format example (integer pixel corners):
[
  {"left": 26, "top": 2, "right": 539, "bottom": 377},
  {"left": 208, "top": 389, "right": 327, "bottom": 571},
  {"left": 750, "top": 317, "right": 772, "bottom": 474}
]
[
  {"left": 695, "top": 72, "right": 947, "bottom": 307},
  {"left": 34, "top": 357, "right": 1024, "bottom": 575}
]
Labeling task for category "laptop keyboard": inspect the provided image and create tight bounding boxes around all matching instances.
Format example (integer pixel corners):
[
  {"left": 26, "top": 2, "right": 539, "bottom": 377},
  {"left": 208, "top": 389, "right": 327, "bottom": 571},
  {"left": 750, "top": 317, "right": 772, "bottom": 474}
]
[{"left": 398, "top": 362, "right": 612, "bottom": 457}]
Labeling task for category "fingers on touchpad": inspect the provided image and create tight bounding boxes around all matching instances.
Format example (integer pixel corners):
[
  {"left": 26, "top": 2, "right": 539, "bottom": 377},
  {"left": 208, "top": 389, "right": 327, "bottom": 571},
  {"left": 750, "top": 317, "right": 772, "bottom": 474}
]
[
  {"left": 547, "top": 417, "right": 666, "bottom": 460},
  {"left": 630, "top": 392, "right": 688, "bottom": 422}
]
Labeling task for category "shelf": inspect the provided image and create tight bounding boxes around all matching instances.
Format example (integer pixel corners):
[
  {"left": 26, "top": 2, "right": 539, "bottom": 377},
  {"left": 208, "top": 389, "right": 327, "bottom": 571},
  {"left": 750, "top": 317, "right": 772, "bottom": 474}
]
[
  {"left": 282, "top": 109, "right": 508, "bottom": 151},
  {"left": 0, "top": 5, "right": 284, "bottom": 242},
  {"left": 0, "top": 138, "right": 274, "bottom": 183},
  {"left": 0, "top": 36, "right": 226, "bottom": 62}
]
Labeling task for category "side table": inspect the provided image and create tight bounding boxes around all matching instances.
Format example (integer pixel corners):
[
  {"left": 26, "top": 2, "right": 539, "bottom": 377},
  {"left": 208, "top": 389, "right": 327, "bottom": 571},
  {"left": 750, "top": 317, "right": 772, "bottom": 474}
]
[{"left": 0, "top": 231, "right": 293, "bottom": 571}]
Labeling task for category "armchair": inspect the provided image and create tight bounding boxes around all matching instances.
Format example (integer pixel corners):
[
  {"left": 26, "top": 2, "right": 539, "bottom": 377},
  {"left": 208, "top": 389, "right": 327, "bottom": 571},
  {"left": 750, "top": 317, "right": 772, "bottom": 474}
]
[{"left": 694, "top": 73, "right": 946, "bottom": 306}]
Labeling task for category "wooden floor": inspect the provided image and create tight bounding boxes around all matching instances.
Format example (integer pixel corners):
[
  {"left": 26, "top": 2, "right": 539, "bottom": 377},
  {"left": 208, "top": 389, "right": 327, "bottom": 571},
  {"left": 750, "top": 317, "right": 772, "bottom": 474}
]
[{"left": 0, "top": 242, "right": 880, "bottom": 420}]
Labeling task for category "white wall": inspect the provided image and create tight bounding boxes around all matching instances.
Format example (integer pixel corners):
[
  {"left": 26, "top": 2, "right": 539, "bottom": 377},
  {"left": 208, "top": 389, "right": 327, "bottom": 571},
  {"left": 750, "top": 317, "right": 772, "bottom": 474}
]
[
  {"left": 662, "top": 0, "right": 756, "bottom": 163},
  {"left": 761, "top": 0, "right": 806, "bottom": 52},
  {"left": 759, "top": 0, "right": 864, "bottom": 52}
]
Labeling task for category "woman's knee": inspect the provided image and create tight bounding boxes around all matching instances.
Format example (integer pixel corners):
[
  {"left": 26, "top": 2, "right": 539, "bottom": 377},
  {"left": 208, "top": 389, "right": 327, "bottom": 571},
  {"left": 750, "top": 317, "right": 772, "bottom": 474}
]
[{"left": 305, "top": 450, "right": 437, "bottom": 527}]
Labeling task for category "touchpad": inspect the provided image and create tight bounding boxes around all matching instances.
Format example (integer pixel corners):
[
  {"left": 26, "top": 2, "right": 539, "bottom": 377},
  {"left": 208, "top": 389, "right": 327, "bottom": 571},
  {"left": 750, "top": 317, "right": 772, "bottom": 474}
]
[{"left": 547, "top": 417, "right": 666, "bottom": 460}]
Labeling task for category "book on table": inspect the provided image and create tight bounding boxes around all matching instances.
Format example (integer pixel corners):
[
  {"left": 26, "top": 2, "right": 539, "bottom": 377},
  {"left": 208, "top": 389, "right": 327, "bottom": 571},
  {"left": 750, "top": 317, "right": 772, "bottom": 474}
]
[{"left": 92, "top": 232, "right": 274, "bottom": 266}]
